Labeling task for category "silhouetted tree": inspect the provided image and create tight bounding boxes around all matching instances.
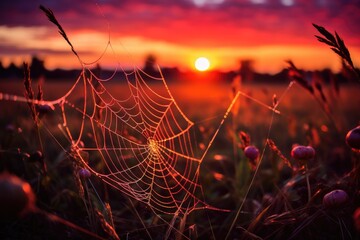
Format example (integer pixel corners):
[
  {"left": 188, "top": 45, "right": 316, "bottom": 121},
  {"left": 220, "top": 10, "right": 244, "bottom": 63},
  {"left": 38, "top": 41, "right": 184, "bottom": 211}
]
[
  {"left": 143, "top": 54, "right": 157, "bottom": 74},
  {"left": 239, "top": 59, "right": 254, "bottom": 82},
  {"left": 30, "top": 56, "right": 46, "bottom": 79},
  {"left": 6, "top": 62, "right": 22, "bottom": 78},
  {"left": 0, "top": 60, "right": 4, "bottom": 78}
]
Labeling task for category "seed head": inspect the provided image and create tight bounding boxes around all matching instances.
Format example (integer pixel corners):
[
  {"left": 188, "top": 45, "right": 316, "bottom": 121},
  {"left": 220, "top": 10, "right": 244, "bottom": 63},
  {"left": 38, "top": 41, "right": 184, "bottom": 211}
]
[
  {"left": 79, "top": 168, "right": 91, "bottom": 179},
  {"left": 291, "top": 145, "right": 315, "bottom": 162},
  {"left": 244, "top": 146, "right": 259, "bottom": 161},
  {"left": 322, "top": 189, "right": 349, "bottom": 208},
  {"left": 36, "top": 104, "right": 53, "bottom": 117}
]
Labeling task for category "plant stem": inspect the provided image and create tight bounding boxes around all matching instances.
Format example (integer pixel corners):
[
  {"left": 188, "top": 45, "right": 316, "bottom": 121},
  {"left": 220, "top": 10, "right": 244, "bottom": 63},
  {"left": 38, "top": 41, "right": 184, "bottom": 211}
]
[{"left": 305, "top": 164, "right": 311, "bottom": 203}]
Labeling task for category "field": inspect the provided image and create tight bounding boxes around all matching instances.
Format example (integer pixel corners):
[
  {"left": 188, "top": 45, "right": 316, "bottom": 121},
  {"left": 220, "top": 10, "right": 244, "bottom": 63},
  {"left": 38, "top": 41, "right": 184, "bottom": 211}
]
[{"left": 0, "top": 77, "right": 360, "bottom": 240}]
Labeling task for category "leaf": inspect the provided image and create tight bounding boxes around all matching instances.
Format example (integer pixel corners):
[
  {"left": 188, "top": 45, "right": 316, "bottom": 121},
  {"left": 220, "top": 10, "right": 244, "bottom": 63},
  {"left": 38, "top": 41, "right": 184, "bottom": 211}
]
[
  {"left": 315, "top": 35, "right": 335, "bottom": 47},
  {"left": 335, "top": 32, "right": 346, "bottom": 53},
  {"left": 330, "top": 47, "right": 343, "bottom": 58},
  {"left": 286, "top": 61, "right": 314, "bottom": 94},
  {"left": 39, "top": 5, "right": 79, "bottom": 58},
  {"left": 313, "top": 23, "right": 359, "bottom": 82},
  {"left": 335, "top": 31, "right": 353, "bottom": 67}
]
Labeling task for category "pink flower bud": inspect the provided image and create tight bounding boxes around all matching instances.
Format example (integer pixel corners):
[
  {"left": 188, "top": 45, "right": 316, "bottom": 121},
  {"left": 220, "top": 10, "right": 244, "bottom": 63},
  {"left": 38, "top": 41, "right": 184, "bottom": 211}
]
[
  {"left": 79, "top": 168, "right": 91, "bottom": 178},
  {"left": 291, "top": 145, "right": 315, "bottom": 161},
  {"left": 244, "top": 146, "right": 259, "bottom": 161},
  {"left": 29, "top": 150, "right": 44, "bottom": 163},
  {"left": 346, "top": 126, "right": 360, "bottom": 150},
  {"left": 323, "top": 189, "right": 349, "bottom": 208}
]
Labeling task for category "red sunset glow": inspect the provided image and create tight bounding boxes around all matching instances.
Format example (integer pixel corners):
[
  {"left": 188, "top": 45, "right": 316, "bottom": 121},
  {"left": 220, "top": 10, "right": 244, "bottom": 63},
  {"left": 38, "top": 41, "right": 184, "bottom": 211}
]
[{"left": 0, "top": 0, "right": 360, "bottom": 73}]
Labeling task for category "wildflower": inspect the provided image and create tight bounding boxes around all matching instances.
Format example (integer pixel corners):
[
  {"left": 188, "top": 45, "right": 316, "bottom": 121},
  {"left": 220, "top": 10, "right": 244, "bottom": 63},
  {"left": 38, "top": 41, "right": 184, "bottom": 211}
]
[
  {"left": 323, "top": 189, "right": 349, "bottom": 208},
  {"left": 244, "top": 145, "right": 260, "bottom": 170},
  {"left": 244, "top": 145, "right": 259, "bottom": 161},
  {"left": 78, "top": 168, "right": 91, "bottom": 179},
  {"left": 291, "top": 145, "right": 315, "bottom": 164},
  {"left": 291, "top": 145, "right": 315, "bottom": 203}
]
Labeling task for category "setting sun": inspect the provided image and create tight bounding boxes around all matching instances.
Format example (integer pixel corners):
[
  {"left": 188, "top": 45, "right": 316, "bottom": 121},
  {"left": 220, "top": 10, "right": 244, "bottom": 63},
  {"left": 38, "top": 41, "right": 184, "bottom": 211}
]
[{"left": 195, "top": 57, "right": 210, "bottom": 71}]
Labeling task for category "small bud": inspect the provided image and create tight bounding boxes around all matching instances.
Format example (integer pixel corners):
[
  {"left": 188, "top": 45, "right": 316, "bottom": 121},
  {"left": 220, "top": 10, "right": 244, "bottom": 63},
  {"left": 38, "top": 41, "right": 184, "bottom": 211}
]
[
  {"left": 346, "top": 126, "right": 360, "bottom": 150},
  {"left": 78, "top": 141, "right": 85, "bottom": 148},
  {"left": 272, "top": 94, "right": 278, "bottom": 107},
  {"left": 291, "top": 145, "right": 315, "bottom": 161},
  {"left": 323, "top": 189, "right": 349, "bottom": 208},
  {"left": 79, "top": 168, "right": 91, "bottom": 178},
  {"left": 36, "top": 104, "right": 53, "bottom": 115},
  {"left": 244, "top": 146, "right": 259, "bottom": 161},
  {"left": 29, "top": 150, "right": 44, "bottom": 163}
]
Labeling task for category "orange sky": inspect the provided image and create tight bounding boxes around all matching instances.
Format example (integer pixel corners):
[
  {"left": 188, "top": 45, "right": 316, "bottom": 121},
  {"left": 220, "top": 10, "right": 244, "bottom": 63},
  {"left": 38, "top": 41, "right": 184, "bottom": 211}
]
[{"left": 1, "top": 0, "right": 360, "bottom": 73}]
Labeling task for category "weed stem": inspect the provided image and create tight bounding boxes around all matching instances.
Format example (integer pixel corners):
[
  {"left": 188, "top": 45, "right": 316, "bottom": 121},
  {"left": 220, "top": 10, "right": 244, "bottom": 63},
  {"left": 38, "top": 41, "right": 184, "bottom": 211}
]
[{"left": 305, "top": 164, "right": 311, "bottom": 203}]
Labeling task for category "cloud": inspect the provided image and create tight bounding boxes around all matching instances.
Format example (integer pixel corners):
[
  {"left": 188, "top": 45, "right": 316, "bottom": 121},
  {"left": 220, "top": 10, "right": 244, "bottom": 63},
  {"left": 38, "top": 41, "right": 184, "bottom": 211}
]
[
  {"left": 1, "top": 0, "right": 359, "bottom": 71},
  {"left": 1, "top": 0, "right": 359, "bottom": 47}
]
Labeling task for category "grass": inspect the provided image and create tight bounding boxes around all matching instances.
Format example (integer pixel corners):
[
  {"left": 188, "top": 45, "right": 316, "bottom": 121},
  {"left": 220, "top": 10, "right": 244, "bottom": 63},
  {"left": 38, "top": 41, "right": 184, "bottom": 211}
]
[{"left": 0, "top": 78, "right": 359, "bottom": 239}]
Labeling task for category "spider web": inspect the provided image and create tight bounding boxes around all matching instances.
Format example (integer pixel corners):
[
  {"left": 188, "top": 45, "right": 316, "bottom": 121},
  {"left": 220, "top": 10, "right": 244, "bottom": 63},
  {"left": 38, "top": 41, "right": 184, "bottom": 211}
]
[
  {"left": 1, "top": 5, "right": 227, "bottom": 217},
  {"left": 0, "top": 18, "right": 277, "bottom": 219},
  {"left": 0, "top": 8, "right": 246, "bottom": 224},
  {"left": 58, "top": 64, "right": 213, "bottom": 216},
  {"left": 0, "top": 8, "right": 296, "bottom": 238}
]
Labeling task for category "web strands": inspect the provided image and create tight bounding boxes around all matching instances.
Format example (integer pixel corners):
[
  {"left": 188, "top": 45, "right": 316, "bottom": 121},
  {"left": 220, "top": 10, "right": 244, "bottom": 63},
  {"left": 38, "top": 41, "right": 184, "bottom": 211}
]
[{"left": 64, "top": 67, "right": 207, "bottom": 215}]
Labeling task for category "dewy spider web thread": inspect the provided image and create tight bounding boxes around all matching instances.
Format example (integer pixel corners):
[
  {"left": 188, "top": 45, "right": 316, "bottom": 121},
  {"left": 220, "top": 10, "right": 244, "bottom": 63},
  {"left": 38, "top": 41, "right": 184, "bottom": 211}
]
[{"left": 60, "top": 65, "right": 210, "bottom": 216}]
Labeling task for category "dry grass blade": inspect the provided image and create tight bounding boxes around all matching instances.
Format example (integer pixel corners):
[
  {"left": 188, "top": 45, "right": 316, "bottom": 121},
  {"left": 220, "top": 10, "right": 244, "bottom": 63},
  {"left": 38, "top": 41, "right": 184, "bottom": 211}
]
[
  {"left": 237, "top": 226, "right": 263, "bottom": 240},
  {"left": 23, "top": 62, "right": 38, "bottom": 122},
  {"left": 313, "top": 23, "right": 360, "bottom": 81},
  {"left": 37, "top": 84, "right": 43, "bottom": 101},
  {"left": 335, "top": 32, "right": 353, "bottom": 66},
  {"left": 286, "top": 60, "right": 314, "bottom": 94},
  {"left": 239, "top": 131, "right": 251, "bottom": 149},
  {"left": 39, "top": 5, "right": 79, "bottom": 59},
  {"left": 267, "top": 139, "right": 292, "bottom": 168},
  {"left": 315, "top": 36, "right": 335, "bottom": 47},
  {"left": 314, "top": 82, "right": 327, "bottom": 103},
  {"left": 246, "top": 205, "right": 271, "bottom": 234},
  {"left": 312, "top": 23, "right": 337, "bottom": 44},
  {"left": 94, "top": 210, "right": 120, "bottom": 240}
]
